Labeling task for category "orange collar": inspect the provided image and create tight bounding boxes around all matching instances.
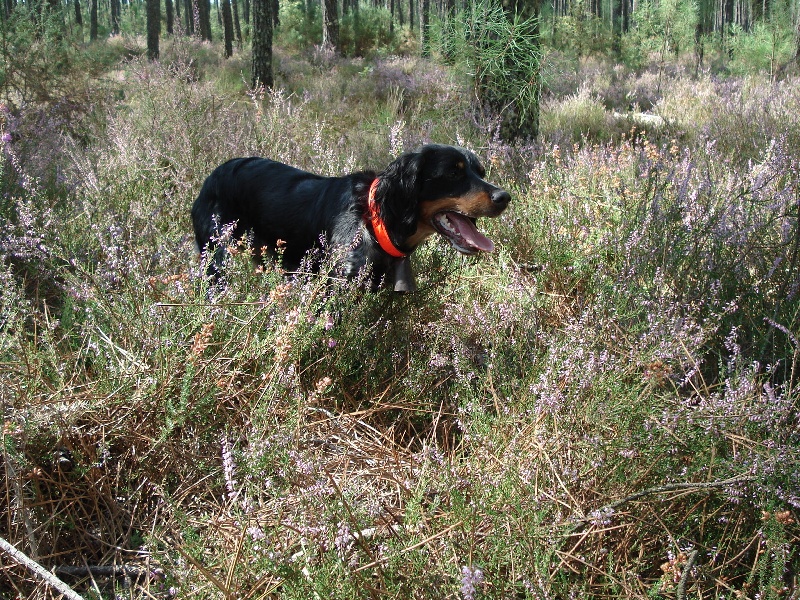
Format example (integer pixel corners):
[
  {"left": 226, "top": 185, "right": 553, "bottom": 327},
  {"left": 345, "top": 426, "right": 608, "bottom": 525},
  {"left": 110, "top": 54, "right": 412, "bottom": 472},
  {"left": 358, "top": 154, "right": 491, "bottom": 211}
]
[{"left": 365, "top": 178, "right": 407, "bottom": 258}]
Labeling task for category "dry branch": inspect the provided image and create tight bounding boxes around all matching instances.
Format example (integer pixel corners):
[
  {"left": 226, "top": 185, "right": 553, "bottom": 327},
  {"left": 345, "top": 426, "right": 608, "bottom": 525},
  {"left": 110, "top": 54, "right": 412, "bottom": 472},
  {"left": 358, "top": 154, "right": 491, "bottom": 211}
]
[
  {"left": 0, "top": 536, "right": 85, "bottom": 600},
  {"left": 54, "top": 565, "right": 145, "bottom": 578},
  {"left": 676, "top": 549, "right": 700, "bottom": 600},
  {"left": 577, "top": 474, "right": 757, "bottom": 526}
]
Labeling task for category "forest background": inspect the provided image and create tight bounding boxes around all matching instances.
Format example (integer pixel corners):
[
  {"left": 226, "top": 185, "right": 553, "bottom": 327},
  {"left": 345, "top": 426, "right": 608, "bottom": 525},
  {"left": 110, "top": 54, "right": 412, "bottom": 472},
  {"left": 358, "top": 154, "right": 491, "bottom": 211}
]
[{"left": 1, "top": 0, "right": 800, "bottom": 597}]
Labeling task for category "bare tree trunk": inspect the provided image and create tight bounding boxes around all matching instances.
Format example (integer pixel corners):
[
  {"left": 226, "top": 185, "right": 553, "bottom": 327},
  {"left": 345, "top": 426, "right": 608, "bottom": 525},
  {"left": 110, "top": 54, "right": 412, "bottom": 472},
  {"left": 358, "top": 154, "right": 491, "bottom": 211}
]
[
  {"left": 165, "top": 0, "right": 173, "bottom": 33},
  {"left": 187, "top": 0, "right": 196, "bottom": 34},
  {"left": 74, "top": 0, "right": 83, "bottom": 26},
  {"left": 251, "top": 0, "right": 273, "bottom": 87},
  {"left": 232, "top": 0, "right": 242, "bottom": 43},
  {"left": 322, "top": 0, "right": 339, "bottom": 50},
  {"left": 795, "top": 11, "right": 800, "bottom": 63},
  {"left": 221, "top": 0, "right": 233, "bottom": 55},
  {"left": 147, "top": 0, "right": 160, "bottom": 59},
  {"left": 199, "top": 0, "right": 212, "bottom": 39},
  {"left": 421, "top": 0, "right": 430, "bottom": 55},
  {"left": 110, "top": 0, "right": 121, "bottom": 34},
  {"left": 90, "top": 0, "right": 98, "bottom": 39}
]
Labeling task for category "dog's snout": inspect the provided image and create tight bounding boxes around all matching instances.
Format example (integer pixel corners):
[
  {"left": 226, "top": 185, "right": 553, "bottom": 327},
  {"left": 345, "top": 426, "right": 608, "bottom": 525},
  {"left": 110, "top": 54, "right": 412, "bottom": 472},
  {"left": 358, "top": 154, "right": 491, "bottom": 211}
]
[{"left": 491, "top": 189, "right": 511, "bottom": 207}]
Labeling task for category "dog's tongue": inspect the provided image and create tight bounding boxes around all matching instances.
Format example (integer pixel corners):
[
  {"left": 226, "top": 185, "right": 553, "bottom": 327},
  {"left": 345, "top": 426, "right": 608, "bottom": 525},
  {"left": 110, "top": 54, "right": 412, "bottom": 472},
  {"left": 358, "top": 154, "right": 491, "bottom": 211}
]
[{"left": 441, "top": 212, "right": 495, "bottom": 253}]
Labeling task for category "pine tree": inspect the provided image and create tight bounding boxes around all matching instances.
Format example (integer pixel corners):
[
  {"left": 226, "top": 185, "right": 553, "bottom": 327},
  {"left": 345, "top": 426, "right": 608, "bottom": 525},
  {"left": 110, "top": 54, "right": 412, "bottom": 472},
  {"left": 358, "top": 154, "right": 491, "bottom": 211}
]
[
  {"left": 252, "top": 0, "right": 274, "bottom": 87},
  {"left": 439, "top": 0, "right": 542, "bottom": 141},
  {"left": 322, "top": 0, "right": 340, "bottom": 50},
  {"left": 222, "top": 0, "right": 234, "bottom": 56},
  {"left": 147, "top": 0, "right": 161, "bottom": 60}
]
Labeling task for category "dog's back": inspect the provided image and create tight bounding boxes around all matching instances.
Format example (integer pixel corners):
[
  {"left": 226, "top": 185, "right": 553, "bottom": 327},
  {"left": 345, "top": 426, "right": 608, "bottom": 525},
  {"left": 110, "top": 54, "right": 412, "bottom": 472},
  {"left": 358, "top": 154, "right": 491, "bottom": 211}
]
[{"left": 192, "top": 157, "right": 369, "bottom": 274}]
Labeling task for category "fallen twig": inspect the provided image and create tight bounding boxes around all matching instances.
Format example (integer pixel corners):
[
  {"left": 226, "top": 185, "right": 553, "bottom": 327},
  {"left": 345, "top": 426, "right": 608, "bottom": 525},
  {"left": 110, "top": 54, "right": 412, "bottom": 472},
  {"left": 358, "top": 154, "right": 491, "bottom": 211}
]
[
  {"left": 0, "top": 536, "right": 84, "bottom": 600},
  {"left": 54, "top": 565, "right": 145, "bottom": 578},
  {"left": 576, "top": 474, "right": 757, "bottom": 527},
  {"left": 676, "top": 549, "right": 700, "bottom": 600}
]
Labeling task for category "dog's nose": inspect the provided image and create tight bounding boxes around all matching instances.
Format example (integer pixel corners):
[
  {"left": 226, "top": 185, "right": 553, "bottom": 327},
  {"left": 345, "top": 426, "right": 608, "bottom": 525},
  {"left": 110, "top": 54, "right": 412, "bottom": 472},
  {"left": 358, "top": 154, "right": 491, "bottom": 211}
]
[{"left": 491, "top": 190, "right": 511, "bottom": 207}]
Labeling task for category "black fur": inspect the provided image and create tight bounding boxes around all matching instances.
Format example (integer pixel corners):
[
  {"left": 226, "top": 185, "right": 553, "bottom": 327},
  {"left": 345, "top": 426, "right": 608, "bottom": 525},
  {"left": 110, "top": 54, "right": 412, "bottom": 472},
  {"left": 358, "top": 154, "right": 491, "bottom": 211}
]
[{"left": 191, "top": 144, "right": 510, "bottom": 291}]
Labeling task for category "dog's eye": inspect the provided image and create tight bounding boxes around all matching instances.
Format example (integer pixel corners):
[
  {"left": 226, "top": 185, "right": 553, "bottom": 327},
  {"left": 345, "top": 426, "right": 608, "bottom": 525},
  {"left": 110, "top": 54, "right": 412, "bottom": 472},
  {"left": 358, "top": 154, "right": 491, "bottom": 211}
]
[{"left": 447, "top": 169, "right": 462, "bottom": 180}]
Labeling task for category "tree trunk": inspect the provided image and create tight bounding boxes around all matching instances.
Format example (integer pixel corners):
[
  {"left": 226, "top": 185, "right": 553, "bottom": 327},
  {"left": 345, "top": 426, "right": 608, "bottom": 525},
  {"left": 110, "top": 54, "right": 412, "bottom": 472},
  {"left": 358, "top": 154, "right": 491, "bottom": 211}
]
[
  {"left": 74, "top": 0, "right": 83, "bottom": 26},
  {"left": 232, "top": 0, "right": 242, "bottom": 44},
  {"left": 421, "top": 0, "right": 429, "bottom": 55},
  {"left": 165, "top": 0, "right": 173, "bottom": 33},
  {"left": 251, "top": 0, "right": 273, "bottom": 87},
  {"left": 321, "top": 0, "right": 339, "bottom": 50},
  {"left": 618, "top": 0, "right": 628, "bottom": 33},
  {"left": 110, "top": 0, "right": 121, "bottom": 34},
  {"left": 198, "top": 0, "right": 212, "bottom": 39},
  {"left": 796, "top": 14, "right": 800, "bottom": 63},
  {"left": 147, "top": 0, "right": 160, "bottom": 59},
  {"left": 186, "top": 0, "right": 195, "bottom": 35},
  {"left": 90, "top": 0, "right": 98, "bottom": 39},
  {"left": 221, "top": 0, "right": 233, "bottom": 56}
]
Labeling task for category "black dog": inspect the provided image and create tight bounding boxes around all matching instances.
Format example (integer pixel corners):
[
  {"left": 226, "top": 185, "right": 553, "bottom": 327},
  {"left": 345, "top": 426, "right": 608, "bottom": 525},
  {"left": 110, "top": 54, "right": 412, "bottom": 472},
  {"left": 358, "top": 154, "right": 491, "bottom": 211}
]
[{"left": 191, "top": 144, "right": 510, "bottom": 292}]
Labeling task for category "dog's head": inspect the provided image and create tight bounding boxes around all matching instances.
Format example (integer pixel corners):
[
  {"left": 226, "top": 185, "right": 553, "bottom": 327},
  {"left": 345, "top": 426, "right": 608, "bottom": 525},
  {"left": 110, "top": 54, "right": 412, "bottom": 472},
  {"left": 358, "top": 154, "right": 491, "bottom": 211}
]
[{"left": 373, "top": 144, "right": 511, "bottom": 256}]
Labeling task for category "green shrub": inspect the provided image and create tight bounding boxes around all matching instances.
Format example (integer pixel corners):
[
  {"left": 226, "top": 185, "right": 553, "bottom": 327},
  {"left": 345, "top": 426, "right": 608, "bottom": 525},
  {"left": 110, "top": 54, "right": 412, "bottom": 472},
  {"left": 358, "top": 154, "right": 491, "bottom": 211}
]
[
  {"left": 727, "top": 16, "right": 796, "bottom": 78},
  {"left": 541, "top": 85, "right": 613, "bottom": 141}
]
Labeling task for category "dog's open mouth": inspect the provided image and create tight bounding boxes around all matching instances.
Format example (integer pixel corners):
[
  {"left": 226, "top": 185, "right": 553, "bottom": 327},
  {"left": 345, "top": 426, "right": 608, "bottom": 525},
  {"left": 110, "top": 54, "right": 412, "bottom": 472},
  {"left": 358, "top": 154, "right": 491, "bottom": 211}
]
[{"left": 432, "top": 212, "right": 495, "bottom": 255}]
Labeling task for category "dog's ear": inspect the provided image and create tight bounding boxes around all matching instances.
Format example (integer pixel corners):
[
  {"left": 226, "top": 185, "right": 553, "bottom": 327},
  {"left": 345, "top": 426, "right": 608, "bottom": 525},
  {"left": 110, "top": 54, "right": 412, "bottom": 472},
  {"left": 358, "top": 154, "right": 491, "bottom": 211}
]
[{"left": 375, "top": 149, "right": 427, "bottom": 240}]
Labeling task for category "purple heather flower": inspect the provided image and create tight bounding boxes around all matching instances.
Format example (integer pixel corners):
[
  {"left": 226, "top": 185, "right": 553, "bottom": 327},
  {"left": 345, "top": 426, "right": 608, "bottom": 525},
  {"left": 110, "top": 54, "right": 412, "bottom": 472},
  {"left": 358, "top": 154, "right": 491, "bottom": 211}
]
[
  {"left": 221, "top": 437, "right": 238, "bottom": 502},
  {"left": 460, "top": 565, "right": 484, "bottom": 600}
]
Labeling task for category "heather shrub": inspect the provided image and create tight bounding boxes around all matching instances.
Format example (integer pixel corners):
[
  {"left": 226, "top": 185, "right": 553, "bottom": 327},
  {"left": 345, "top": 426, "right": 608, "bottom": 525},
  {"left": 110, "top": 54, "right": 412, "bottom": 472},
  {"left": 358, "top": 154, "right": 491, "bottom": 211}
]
[
  {"left": 657, "top": 74, "right": 800, "bottom": 161},
  {"left": 2, "top": 36, "right": 800, "bottom": 600},
  {"left": 638, "top": 137, "right": 798, "bottom": 370}
]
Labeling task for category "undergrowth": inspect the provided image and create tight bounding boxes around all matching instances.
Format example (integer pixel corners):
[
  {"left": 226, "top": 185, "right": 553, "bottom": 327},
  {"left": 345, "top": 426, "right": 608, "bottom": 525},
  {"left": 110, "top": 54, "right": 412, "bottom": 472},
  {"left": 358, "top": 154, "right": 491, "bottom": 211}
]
[{"left": 1, "top": 34, "right": 799, "bottom": 600}]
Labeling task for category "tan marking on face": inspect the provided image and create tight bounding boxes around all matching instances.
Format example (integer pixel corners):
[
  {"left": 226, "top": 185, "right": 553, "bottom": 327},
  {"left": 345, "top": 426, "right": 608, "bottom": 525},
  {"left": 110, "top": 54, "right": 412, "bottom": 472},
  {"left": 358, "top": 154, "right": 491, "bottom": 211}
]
[
  {"left": 405, "top": 191, "right": 499, "bottom": 248},
  {"left": 418, "top": 192, "right": 497, "bottom": 221},
  {"left": 405, "top": 221, "right": 438, "bottom": 248}
]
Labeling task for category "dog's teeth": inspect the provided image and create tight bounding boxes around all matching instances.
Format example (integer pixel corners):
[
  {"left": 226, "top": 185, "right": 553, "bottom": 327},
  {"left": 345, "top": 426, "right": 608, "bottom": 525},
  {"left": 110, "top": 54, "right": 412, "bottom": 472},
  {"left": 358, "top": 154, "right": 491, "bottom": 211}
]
[{"left": 437, "top": 214, "right": 458, "bottom": 236}]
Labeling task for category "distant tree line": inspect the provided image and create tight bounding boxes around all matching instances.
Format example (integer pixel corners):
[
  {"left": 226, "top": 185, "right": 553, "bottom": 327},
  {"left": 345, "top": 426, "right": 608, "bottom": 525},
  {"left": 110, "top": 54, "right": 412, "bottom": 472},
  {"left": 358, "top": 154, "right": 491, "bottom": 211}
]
[
  {"left": 2, "top": 0, "right": 798, "bottom": 139},
  {"left": 4, "top": 0, "right": 796, "bottom": 60}
]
